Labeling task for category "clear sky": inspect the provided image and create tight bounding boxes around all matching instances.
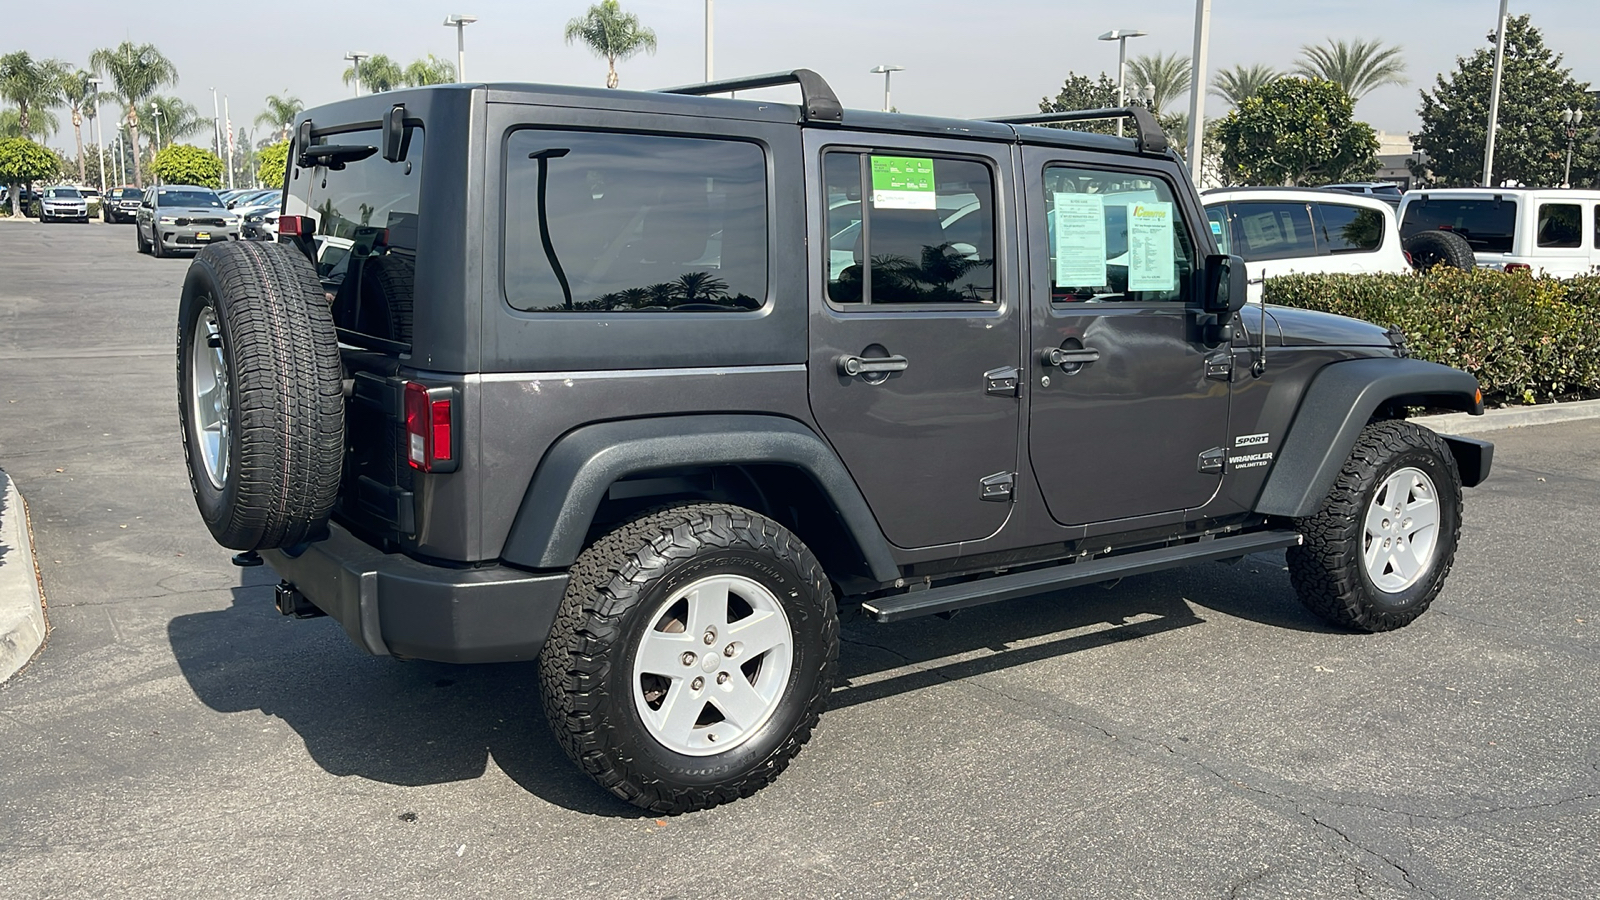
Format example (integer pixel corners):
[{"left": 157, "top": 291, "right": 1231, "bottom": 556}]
[{"left": 10, "top": 0, "right": 1599, "bottom": 153}]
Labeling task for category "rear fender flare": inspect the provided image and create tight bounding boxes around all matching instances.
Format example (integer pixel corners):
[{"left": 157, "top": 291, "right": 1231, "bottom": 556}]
[
  {"left": 499, "top": 414, "right": 900, "bottom": 583},
  {"left": 1255, "top": 358, "right": 1485, "bottom": 518}
]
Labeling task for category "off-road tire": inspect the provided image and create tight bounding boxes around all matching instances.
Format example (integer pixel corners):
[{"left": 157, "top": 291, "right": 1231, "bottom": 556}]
[
  {"left": 1287, "top": 420, "right": 1462, "bottom": 632},
  {"left": 1404, "top": 230, "right": 1475, "bottom": 271},
  {"left": 538, "top": 503, "right": 838, "bottom": 815},
  {"left": 176, "top": 240, "right": 344, "bottom": 551}
]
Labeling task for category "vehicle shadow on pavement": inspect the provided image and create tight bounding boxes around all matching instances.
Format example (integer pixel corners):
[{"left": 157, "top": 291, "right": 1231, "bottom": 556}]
[{"left": 166, "top": 571, "right": 644, "bottom": 818}]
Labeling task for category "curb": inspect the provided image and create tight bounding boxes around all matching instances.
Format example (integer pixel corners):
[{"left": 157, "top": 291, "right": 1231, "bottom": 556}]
[
  {"left": 1422, "top": 398, "right": 1600, "bottom": 435},
  {"left": 0, "top": 469, "right": 47, "bottom": 683}
]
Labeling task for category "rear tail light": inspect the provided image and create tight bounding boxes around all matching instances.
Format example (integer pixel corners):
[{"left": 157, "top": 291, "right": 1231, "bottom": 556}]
[
  {"left": 1505, "top": 263, "right": 1531, "bottom": 274},
  {"left": 403, "top": 382, "right": 457, "bottom": 473},
  {"left": 278, "top": 215, "right": 313, "bottom": 237}
]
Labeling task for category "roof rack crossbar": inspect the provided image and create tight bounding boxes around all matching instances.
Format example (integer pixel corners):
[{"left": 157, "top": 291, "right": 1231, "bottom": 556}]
[
  {"left": 983, "top": 107, "right": 1169, "bottom": 155},
  {"left": 656, "top": 69, "right": 842, "bottom": 123}
]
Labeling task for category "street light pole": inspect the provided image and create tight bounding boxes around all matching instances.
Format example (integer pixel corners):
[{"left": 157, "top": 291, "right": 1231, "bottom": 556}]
[
  {"left": 1482, "top": 0, "right": 1510, "bottom": 187},
  {"left": 869, "top": 65, "right": 904, "bottom": 113},
  {"left": 443, "top": 15, "right": 477, "bottom": 82},
  {"left": 88, "top": 77, "right": 107, "bottom": 193},
  {"left": 1186, "top": 0, "right": 1212, "bottom": 184},
  {"left": 224, "top": 95, "right": 235, "bottom": 190},
  {"left": 1561, "top": 108, "right": 1584, "bottom": 188},
  {"left": 1098, "top": 30, "right": 1148, "bottom": 138},
  {"left": 344, "top": 51, "right": 371, "bottom": 96},
  {"left": 705, "top": 0, "right": 714, "bottom": 81},
  {"left": 211, "top": 87, "right": 221, "bottom": 159},
  {"left": 151, "top": 103, "right": 163, "bottom": 185}
]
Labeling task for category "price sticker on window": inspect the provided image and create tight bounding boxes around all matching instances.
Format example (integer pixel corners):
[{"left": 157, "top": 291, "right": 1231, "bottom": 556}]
[{"left": 870, "top": 156, "right": 936, "bottom": 210}]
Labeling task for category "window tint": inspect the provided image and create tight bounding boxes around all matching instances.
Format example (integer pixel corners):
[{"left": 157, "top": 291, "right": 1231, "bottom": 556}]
[
  {"left": 1232, "top": 201, "right": 1316, "bottom": 261},
  {"left": 1316, "top": 203, "right": 1384, "bottom": 253},
  {"left": 1400, "top": 198, "right": 1515, "bottom": 253},
  {"left": 1042, "top": 165, "right": 1195, "bottom": 304},
  {"left": 1205, "top": 205, "right": 1231, "bottom": 255},
  {"left": 824, "top": 152, "right": 995, "bottom": 305},
  {"left": 1537, "top": 203, "right": 1582, "bottom": 249},
  {"left": 503, "top": 131, "right": 767, "bottom": 313}
]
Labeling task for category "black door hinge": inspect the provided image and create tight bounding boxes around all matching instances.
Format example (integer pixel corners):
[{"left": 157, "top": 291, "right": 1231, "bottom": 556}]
[
  {"left": 980, "top": 471, "right": 1015, "bottom": 502},
  {"left": 1198, "top": 447, "right": 1226, "bottom": 475},
  {"left": 984, "top": 366, "right": 1021, "bottom": 397},
  {"left": 1205, "top": 352, "right": 1233, "bottom": 381}
]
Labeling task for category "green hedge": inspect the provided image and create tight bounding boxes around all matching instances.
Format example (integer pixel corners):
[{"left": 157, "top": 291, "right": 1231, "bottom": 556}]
[{"left": 1265, "top": 269, "right": 1600, "bottom": 406}]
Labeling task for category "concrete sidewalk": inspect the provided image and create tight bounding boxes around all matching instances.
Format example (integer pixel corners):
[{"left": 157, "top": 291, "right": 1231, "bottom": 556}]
[{"left": 0, "top": 469, "right": 46, "bottom": 682}]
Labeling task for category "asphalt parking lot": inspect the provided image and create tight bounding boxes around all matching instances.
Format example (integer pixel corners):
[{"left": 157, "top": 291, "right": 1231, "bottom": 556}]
[{"left": 2, "top": 221, "right": 1598, "bottom": 899}]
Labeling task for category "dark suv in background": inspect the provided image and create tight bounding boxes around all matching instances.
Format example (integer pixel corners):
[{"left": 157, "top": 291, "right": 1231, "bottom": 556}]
[
  {"left": 103, "top": 186, "right": 143, "bottom": 223},
  {"left": 175, "top": 71, "right": 1492, "bottom": 814}
]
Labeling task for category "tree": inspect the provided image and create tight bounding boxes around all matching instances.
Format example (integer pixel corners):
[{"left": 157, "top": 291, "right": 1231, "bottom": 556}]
[
  {"left": 564, "top": 0, "right": 658, "bottom": 89},
  {"left": 342, "top": 54, "right": 402, "bottom": 94},
  {"left": 0, "top": 137, "right": 57, "bottom": 216},
  {"left": 60, "top": 70, "right": 103, "bottom": 184},
  {"left": 1127, "top": 52, "right": 1191, "bottom": 115},
  {"left": 1037, "top": 71, "right": 1122, "bottom": 135},
  {"left": 1294, "top": 38, "right": 1406, "bottom": 101},
  {"left": 139, "top": 95, "right": 204, "bottom": 149},
  {"left": 1215, "top": 77, "right": 1379, "bottom": 186},
  {"left": 90, "top": 42, "right": 178, "bottom": 188},
  {"left": 0, "top": 52, "right": 68, "bottom": 139},
  {"left": 152, "top": 144, "right": 222, "bottom": 188},
  {"left": 257, "top": 139, "right": 290, "bottom": 189},
  {"left": 1211, "top": 64, "right": 1281, "bottom": 108},
  {"left": 254, "top": 93, "right": 302, "bottom": 142},
  {"left": 1413, "top": 15, "right": 1597, "bottom": 188},
  {"left": 404, "top": 55, "right": 456, "bottom": 87}
]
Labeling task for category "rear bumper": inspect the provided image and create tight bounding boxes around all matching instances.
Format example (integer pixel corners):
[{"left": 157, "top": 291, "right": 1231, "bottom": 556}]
[{"left": 261, "top": 523, "right": 568, "bottom": 664}]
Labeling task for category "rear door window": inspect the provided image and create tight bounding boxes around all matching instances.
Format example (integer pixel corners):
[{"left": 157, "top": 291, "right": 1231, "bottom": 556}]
[
  {"left": 1315, "top": 203, "right": 1384, "bottom": 253},
  {"left": 1232, "top": 201, "right": 1316, "bottom": 261},
  {"left": 1400, "top": 198, "right": 1515, "bottom": 253},
  {"left": 1537, "top": 203, "right": 1582, "bottom": 249}
]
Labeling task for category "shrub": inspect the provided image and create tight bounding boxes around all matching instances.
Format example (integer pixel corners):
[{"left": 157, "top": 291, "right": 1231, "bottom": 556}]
[
  {"left": 1264, "top": 269, "right": 1600, "bottom": 406},
  {"left": 152, "top": 144, "right": 224, "bottom": 188}
]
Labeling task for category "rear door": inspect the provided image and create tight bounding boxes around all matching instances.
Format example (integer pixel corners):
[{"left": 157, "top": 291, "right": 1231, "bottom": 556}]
[{"left": 805, "top": 133, "right": 1022, "bottom": 550}]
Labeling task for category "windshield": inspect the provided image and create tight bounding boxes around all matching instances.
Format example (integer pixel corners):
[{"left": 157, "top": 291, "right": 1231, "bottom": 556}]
[
  {"left": 1401, "top": 198, "right": 1516, "bottom": 253},
  {"left": 45, "top": 188, "right": 82, "bottom": 199},
  {"left": 115, "top": 188, "right": 143, "bottom": 200},
  {"left": 157, "top": 189, "right": 223, "bottom": 209}
]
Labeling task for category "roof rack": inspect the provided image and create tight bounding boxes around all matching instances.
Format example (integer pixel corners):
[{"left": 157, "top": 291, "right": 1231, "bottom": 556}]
[
  {"left": 657, "top": 69, "right": 842, "bottom": 123},
  {"left": 983, "top": 107, "right": 1169, "bottom": 155}
]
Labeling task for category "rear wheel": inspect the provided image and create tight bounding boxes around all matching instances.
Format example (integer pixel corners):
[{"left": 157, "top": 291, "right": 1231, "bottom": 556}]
[
  {"left": 539, "top": 503, "right": 838, "bottom": 814},
  {"left": 1404, "top": 230, "right": 1474, "bottom": 271},
  {"left": 136, "top": 224, "right": 150, "bottom": 253}
]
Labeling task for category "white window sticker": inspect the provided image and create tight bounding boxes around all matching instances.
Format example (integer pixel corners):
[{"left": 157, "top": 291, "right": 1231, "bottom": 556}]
[
  {"left": 1126, "top": 201, "right": 1176, "bottom": 292},
  {"left": 870, "top": 156, "right": 936, "bottom": 210},
  {"left": 1052, "top": 193, "right": 1107, "bottom": 287}
]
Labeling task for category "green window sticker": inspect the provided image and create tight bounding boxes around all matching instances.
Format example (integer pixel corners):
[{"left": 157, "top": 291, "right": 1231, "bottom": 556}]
[{"left": 871, "top": 156, "right": 936, "bottom": 210}]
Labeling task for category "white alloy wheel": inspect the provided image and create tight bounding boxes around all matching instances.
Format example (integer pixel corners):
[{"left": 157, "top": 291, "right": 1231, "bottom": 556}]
[
  {"left": 1362, "top": 466, "right": 1439, "bottom": 593},
  {"left": 188, "top": 307, "right": 230, "bottom": 489},
  {"left": 631, "top": 573, "right": 794, "bottom": 756}
]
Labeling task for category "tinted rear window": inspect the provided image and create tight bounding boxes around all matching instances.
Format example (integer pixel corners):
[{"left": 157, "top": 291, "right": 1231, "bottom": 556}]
[
  {"left": 1401, "top": 198, "right": 1515, "bottom": 253},
  {"left": 1317, "top": 203, "right": 1384, "bottom": 253}
]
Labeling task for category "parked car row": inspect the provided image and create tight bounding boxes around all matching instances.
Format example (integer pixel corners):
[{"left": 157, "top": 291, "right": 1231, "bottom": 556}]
[{"left": 91, "top": 184, "right": 285, "bottom": 257}]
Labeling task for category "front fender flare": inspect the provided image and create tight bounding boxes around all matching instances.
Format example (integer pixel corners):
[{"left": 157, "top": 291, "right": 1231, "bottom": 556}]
[
  {"left": 1255, "top": 358, "right": 1484, "bottom": 518},
  {"left": 499, "top": 414, "right": 900, "bottom": 583}
]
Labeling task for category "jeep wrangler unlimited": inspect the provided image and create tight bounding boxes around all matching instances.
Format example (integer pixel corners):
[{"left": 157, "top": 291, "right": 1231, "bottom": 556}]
[{"left": 176, "top": 71, "right": 1493, "bottom": 814}]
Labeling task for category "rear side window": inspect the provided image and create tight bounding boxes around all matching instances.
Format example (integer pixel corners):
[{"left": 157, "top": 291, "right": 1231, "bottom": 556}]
[
  {"left": 1316, "top": 203, "right": 1384, "bottom": 253},
  {"left": 1537, "top": 203, "right": 1582, "bottom": 249},
  {"left": 1400, "top": 198, "right": 1515, "bottom": 253},
  {"left": 1232, "top": 201, "right": 1316, "bottom": 261},
  {"left": 503, "top": 130, "right": 768, "bottom": 313}
]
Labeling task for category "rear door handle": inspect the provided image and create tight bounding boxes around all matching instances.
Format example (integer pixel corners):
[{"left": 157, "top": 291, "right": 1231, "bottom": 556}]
[
  {"left": 1040, "top": 347, "right": 1101, "bottom": 368},
  {"left": 839, "top": 354, "right": 910, "bottom": 376}
]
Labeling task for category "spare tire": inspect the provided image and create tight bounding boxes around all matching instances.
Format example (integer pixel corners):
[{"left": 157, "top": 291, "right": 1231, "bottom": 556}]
[
  {"left": 1404, "top": 230, "right": 1475, "bottom": 271},
  {"left": 177, "top": 241, "right": 344, "bottom": 551}
]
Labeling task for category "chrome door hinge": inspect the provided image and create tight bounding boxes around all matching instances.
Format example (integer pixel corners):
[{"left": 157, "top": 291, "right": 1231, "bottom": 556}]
[
  {"left": 1205, "top": 352, "right": 1234, "bottom": 381},
  {"left": 984, "top": 366, "right": 1021, "bottom": 397},
  {"left": 1198, "top": 447, "right": 1226, "bottom": 474},
  {"left": 980, "top": 471, "right": 1016, "bottom": 502}
]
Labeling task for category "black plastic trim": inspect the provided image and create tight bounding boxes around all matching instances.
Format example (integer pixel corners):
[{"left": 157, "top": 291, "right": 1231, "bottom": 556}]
[
  {"left": 500, "top": 415, "right": 900, "bottom": 583},
  {"left": 1440, "top": 434, "right": 1494, "bottom": 488},
  {"left": 657, "top": 69, "right": 842, "bottom": 123},
  {"left": 984, "top": 107, "right": 1170, "bottom": 155},
  {"left": 1255, "top": 358, "right": 1486, "bottom": 518},
  {"left": 261, "top": 523, "right": 567, "bottom": 664}
]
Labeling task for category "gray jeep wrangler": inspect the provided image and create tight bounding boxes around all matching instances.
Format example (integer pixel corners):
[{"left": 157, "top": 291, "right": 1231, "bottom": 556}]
[{"left": 175, "top": 70, "right": 1492, "bottom": 814}]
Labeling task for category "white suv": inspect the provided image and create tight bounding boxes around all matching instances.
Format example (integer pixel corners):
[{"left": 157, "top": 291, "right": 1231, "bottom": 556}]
[
  {"left": 1397, "top": 188, "right": 1600, "bottom": 278},
  {"left": 1203, "top": 188, "right": 1411, "bottom": 303}
]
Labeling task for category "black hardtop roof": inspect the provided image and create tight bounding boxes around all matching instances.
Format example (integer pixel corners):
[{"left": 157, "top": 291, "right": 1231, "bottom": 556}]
[{"left": 300, "top": 78, "right": 1166, "bottom": 159}]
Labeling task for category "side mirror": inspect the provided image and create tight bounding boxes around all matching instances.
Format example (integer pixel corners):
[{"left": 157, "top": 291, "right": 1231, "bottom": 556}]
[{"left": 1205, "top": 253, "right": 1249, "bottom": 320}]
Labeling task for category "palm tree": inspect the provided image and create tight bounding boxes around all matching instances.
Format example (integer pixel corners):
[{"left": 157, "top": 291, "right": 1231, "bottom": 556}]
[
  {"left": 342, "top": 54, "right": 403, "bottom": 94},
  {"left": 675, "top": 272, "right": 728, "bottom": 302},
  {"left": 1127, "top": 52, "right": 1191, "bottom": 115},
  {"left": 60, "top": 70, "right": 104, "bottom": 184},
  {"left": 90, "top": 42, "right": 178, "bottom": 188},
  {"left": 139, "top": 95, "right": 204, "bottom": 150},
  {"left": 254, "top": 92, "right": 302, "bottom": 142},
  {"left": 403, "top": 55, "right": 456, "bottom": 87},
  {"left": 564, "top": 0, "right": 658, "bottom": 89},
  {"left": 0, "top": 52, "right": 68, "bottom": 139},
  {"left": 1210, "top": 64, "right": 1281, "bottom": 108},
  {"left": 1293, "top": 38, "right": 1407, "bottom": 100}
]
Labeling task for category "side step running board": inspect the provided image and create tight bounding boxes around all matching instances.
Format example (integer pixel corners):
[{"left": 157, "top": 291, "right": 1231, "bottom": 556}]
[{"left": 862, "top": 530, "right": 1303, "bottom": 623}]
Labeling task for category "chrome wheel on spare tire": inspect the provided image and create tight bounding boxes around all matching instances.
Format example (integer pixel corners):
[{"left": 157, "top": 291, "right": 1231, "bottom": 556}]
[
  {"left": 539, "top": 503, "right": 837, "bottom": 814},
  {"left": 188, "top": 306, "right": 231, "bottom": 489}
]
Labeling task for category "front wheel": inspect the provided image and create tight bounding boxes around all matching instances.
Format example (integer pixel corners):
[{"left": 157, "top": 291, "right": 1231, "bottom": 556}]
[
  {"left": 1288, "top": 420, "right": 1463, "bottom": 632},
  {"left": 539, "top": 504, "right": 838, "bottom": 814}
]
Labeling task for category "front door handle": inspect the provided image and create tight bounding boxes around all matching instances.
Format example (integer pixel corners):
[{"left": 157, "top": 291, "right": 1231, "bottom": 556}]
[
  {"left": 839, "top": 354, "right": 910, "bottom": 377},
  {"left": 1040, "top": 347, "right": 1101, "bottom": 368}
]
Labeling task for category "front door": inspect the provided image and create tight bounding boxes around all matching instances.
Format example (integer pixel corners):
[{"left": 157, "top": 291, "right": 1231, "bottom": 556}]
[
  {"left": 1024, "top": 153, "right": 1230, "bottom": 526},
  {"left": 806, "top": 134, "right": 1022, "bottom": 550}
]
